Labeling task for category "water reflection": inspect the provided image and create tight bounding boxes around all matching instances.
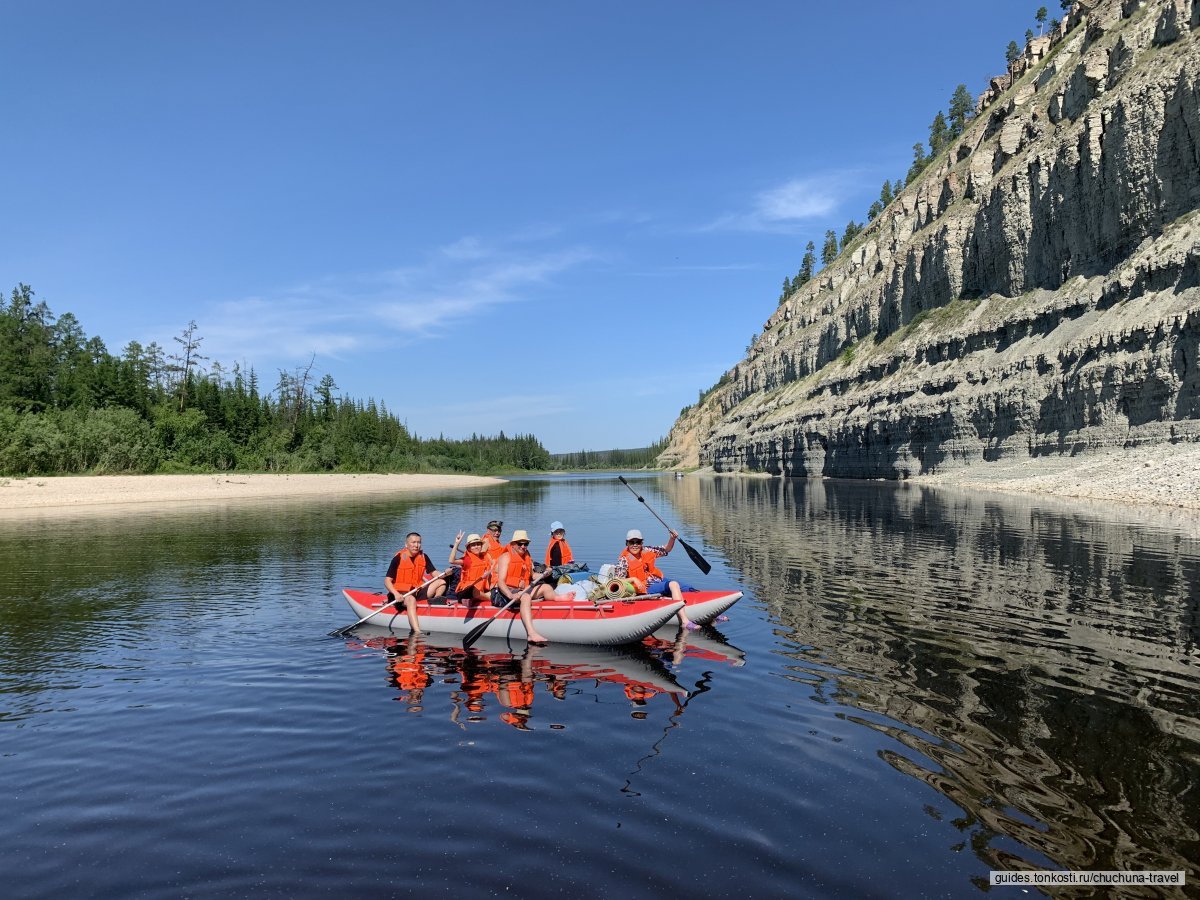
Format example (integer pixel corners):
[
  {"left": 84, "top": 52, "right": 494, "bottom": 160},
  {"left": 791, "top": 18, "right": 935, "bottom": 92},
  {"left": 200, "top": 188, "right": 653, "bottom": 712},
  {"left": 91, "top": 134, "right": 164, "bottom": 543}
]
[
  {"left": 664, "top": 475, "right": 1200, "bottom": 876},
  {"left": 346, "top": 626, "right": 747, "bottom": 728}
]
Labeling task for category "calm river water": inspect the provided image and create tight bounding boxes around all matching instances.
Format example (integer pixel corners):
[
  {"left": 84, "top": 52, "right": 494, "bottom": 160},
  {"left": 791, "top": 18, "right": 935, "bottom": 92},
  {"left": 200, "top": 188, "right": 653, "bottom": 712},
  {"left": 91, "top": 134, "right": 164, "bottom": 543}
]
[{"left": 1, "top": 474, "right": 1198, "bottom": 897}]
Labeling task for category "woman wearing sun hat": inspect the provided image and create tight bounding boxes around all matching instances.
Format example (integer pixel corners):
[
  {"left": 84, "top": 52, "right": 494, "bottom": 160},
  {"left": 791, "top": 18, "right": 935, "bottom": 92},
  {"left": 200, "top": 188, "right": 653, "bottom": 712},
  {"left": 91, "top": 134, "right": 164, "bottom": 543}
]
[
  {"left": 493, "top": 529, "right": 553, "bottom": 644},
  {"left": 449, "top": 530, "right": 493, "bottom": 604}
]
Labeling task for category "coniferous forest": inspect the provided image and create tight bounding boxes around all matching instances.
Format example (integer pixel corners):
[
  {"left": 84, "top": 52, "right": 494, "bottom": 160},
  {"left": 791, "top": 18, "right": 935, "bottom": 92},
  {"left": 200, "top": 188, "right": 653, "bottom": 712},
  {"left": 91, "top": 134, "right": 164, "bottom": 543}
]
[{"left": 0, "top": 285, "right": 554, "bottom": 476}]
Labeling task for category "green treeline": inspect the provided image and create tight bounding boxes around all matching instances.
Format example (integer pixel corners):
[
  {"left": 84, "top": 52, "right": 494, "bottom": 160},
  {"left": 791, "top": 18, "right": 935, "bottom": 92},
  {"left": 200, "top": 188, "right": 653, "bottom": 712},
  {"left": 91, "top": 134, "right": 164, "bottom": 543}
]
[
  {"left": 0, "top": 284, "right": 552, "bottom": 476},
  {"left": 552, "top": 438, "right": 668, "bottom": 470}
]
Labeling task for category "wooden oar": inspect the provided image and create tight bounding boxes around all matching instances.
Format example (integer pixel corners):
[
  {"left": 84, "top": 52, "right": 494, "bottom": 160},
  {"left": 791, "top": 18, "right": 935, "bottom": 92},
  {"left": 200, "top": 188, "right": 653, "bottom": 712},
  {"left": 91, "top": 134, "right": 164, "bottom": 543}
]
[
  {"left": 328, "top": 570, "right": 449, "bottom": 637},
  {"left": 618, "top": 475, "right": 712, "bottom": 575},
  {"left": 462, "top": 572, "right": 552, "bottom": 650}
]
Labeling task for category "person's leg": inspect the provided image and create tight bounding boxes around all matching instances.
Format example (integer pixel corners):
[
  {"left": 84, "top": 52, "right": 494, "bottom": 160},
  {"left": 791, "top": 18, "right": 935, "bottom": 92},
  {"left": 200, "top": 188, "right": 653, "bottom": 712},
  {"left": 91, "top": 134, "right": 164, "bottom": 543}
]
[
  {"left": 403, "top": 594, "right": 422, "bottom": 635},
  {"left": 667, "top": 580, "right": 698, "bottom": 630},
  {"left": 428, "top": 576, "right": 447, "bottom": 598},
  {"left": 519, "top": 592, "right": 548, "bottom": 643}
]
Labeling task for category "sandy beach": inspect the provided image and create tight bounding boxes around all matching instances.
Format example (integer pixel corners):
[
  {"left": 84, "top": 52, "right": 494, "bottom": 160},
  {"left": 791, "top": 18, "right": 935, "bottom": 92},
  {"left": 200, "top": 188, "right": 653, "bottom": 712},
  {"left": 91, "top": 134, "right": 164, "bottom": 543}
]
[{"left": 0, "top": 472, "right": 504, "bottom": 518}]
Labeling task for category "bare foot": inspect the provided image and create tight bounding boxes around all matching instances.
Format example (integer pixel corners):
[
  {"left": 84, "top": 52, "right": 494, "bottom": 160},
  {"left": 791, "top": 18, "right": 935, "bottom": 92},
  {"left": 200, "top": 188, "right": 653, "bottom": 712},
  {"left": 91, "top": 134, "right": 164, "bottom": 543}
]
[{"left": 527, "top": 633, "right": 549, "bottom": 645}]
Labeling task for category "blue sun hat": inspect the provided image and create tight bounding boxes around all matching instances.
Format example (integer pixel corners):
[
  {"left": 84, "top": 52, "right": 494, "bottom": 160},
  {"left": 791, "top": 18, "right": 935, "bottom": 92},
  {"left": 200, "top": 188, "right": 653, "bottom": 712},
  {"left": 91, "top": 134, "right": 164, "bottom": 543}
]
[{"left": 550, "top": 521, "right": 565, "bottom": 533}]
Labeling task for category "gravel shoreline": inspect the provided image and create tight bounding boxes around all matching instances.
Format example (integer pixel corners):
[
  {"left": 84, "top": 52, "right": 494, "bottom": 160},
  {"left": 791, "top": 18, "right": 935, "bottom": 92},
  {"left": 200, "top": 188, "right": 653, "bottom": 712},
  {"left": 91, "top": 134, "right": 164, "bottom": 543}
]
[
  {"left": 0, "top": 472, "right": 504, "bottom": 518},
  {"left": 913, "top": 443, "right": 1200, "bottom": 512}
]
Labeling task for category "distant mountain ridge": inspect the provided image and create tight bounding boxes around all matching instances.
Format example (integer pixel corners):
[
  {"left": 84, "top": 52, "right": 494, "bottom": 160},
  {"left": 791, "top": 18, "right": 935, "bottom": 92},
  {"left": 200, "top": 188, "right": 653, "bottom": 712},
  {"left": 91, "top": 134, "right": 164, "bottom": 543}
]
[{"left": 660, "top": 0, "right": 1200, "bottom": 476}]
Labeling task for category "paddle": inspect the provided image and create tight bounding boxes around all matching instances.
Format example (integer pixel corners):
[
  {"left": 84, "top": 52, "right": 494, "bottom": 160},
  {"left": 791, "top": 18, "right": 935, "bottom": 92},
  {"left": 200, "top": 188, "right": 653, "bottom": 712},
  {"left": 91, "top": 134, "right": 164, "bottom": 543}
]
[
  {"left": 462, "top": 572, "right": 552, "bottom": 650},
  {"left": 617, "top": 475, "right": 712, "bottom": 575},
  {"left": 328, "top": 570, "right": 450, "bottom": 637}
]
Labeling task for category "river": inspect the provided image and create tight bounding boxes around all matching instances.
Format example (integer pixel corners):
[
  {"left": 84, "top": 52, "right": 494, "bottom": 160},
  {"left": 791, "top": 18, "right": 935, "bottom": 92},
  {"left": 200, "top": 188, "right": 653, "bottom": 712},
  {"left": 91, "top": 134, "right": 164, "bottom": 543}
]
[{"left": 1, "top": 473, "right": 1197, "bottom": 897}]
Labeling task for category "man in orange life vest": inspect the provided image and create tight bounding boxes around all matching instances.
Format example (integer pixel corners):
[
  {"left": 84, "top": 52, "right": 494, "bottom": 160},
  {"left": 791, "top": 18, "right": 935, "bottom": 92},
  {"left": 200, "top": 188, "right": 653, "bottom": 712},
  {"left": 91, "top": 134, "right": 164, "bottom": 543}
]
[
  {"left": 384, "top": 532, "right": 447, "bottom": 635},
  {"left": 482, "top": 520, "right": 505, "bottom": 561},
  {"left": 493, "top": 529, "right": 553, "bottom": 645},
  {"left": 614, "top": 528, "right": 699, "bottom": 630}
]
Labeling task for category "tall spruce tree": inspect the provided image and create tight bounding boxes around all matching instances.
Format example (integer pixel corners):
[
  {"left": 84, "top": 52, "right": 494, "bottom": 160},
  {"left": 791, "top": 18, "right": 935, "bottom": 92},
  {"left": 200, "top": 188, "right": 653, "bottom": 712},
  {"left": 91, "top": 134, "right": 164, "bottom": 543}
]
[
  {"left": 928, "top": 111, "right": 950, "bottom": 156},
  {"left": 949, "top": 84, "right": 974, "bottom": 137},
  {"left": 906, "top": 142, "right": 929, "bottom": 183},
  {"left": 821, "top": 230, "right": 838, "bottom": 266},
  {"left": 1036, "top": 6, "right": 1048, "bottom": 33},
  {"left": 799, "top": 241, "right": 816, "bottom": 283},
  {"left": 1006, "top": 40, "right": 1022, "bottom": 64},
  {"left": 881, "top": 179, "right": 894, "bottom": 206}
]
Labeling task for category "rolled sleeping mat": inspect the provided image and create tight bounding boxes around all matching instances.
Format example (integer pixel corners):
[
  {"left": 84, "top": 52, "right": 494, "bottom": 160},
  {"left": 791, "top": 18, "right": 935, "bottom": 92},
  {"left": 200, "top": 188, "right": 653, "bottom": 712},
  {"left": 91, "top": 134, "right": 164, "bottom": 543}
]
[{"left": 605, "top": 578, "right": 639, "bottom": 599}]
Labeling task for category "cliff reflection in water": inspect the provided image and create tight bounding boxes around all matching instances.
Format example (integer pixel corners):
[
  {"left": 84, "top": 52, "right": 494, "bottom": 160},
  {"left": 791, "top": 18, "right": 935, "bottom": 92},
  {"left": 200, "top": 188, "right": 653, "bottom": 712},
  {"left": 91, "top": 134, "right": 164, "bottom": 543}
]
[{"left": 667, "top": 475, "right": 1200, "bottom": 875}]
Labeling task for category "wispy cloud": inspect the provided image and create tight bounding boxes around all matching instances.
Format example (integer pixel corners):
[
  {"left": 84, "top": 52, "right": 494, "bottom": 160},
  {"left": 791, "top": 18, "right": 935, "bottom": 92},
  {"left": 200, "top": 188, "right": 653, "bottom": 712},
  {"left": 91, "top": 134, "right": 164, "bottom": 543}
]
[
  {"left": 700, "top": 174, "right": 849, "bottom": 233},
  {"left": 195, "top": 238, "right": 593, "bottom": 364}
]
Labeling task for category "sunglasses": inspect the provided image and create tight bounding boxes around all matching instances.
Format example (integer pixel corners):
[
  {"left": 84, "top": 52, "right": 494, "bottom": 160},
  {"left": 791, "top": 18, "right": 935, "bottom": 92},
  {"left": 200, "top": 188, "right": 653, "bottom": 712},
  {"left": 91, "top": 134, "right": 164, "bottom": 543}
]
[
  {"left": 626, "top": 539, "right": 643, "bottom": 545},
  {"left": 514, "top": 541, "right": 530, "bottom": 547}
]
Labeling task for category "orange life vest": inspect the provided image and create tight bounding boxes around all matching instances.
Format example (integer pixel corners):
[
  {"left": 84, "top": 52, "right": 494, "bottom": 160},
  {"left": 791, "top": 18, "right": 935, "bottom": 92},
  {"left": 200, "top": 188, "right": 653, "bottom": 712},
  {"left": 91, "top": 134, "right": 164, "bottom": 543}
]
[
  {"left": 484, "top": 532, "right": 503, "bottom": 556},
  {"left": 498, "top": 680, "right": 535, "bottom": 709},
  {"left": 391, "top": 649, "right": 429, "bottom": 691},
  {"left": 623, "top": 683, "right": 657, "bottom": 702},
  {"left": 458, "top": 550, "right": 492, "bottom": 592},
  {"left": 500, "top": 546, "right": 533, "bottom": 588},
  {"left": 545, "top": 537, "right": 573, "bottom": 567},
  {"left": 391, "top": 549, "right": 431, "bottom": 592},
  {"left": 620, "top": 547, "right": 663, "bottom": 584}
]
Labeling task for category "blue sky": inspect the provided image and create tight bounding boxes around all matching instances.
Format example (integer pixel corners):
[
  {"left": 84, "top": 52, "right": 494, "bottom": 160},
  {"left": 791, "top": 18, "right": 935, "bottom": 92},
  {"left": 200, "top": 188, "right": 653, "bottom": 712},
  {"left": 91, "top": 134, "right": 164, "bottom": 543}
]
[{"left": 2, "top": 1, "right": 1042, "bottom": 453}]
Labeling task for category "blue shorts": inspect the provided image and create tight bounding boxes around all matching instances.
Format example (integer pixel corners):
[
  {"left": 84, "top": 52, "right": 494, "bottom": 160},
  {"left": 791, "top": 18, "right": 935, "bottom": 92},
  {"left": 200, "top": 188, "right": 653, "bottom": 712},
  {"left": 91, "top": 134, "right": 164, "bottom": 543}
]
[{"left": 647, "top": 578, "right": 695, "bottom": 595}]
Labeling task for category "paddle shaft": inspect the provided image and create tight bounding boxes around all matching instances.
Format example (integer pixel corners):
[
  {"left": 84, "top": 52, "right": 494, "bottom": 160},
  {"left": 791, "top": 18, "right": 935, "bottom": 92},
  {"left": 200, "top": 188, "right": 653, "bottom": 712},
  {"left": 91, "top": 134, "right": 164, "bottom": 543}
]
[
  {"left": 329, "top": 570, "right": 448, "bottom": 637},
  {"left": 462, "top": 572, "right": 551, "bottom": 650},
  {"left": 617, "top": 476, "right": 712, "bottom": 575}
]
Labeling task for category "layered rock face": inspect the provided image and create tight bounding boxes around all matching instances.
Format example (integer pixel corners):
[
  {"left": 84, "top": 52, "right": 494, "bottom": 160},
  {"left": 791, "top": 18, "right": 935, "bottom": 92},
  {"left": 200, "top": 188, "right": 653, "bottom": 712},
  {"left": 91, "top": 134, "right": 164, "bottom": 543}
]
[{"left": 661, "top": 0, "right": 1200, "bottom": 477}]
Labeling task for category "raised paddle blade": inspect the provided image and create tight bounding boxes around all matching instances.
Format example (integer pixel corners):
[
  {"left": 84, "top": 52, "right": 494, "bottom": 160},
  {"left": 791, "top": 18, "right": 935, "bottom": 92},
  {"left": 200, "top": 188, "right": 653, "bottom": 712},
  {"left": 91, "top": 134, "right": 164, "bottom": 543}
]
[{"left": 679, "top": 537, "right": 712, "bottom": 575}]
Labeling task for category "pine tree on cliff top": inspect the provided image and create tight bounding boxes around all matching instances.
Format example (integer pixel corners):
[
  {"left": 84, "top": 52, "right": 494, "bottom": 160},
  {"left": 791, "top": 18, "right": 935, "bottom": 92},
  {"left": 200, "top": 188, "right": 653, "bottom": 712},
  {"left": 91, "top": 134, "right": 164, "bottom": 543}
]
[
  {"left": 799, "top": 241, "right": 816, "bottom": 283},
  {"left": 1036, "top": 6, "right": 1048, "bottom": 34},
  {"left": 1006, "top": 40, "right": 1021, "bottom": 64},
  {"left": 948, "top": 84, "right": 974, "bottom": 137},
  {"left": 821, "top": 230, "right": 838, "bottom": 266},
  {"left": 928, "top": 111, "right": 949, "bottom": 156},
  {"left": 906, "top": 142, "right": 929, "bottom": 183}
]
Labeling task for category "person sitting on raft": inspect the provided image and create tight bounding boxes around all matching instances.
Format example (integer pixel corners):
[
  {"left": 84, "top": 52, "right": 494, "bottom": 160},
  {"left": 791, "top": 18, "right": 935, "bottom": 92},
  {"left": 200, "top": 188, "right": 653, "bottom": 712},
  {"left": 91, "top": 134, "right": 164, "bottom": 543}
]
[
  {"left": 614, "top": 528, "right": 698, "bottom": 631},
  {"left": 449, "top": 531, "right": 493, "bottom": 604},
  {"left": 493, "top": 529, "right": 553, "bottom": 645},
  {"left": 384, "top": 531, "right": 447, "bottom": 635},
  {"left": 483, "top": 520, "right": 505, "bottom": 562},
  {"left": 545, "top": 521, "right": 573, "bottom": 569}
]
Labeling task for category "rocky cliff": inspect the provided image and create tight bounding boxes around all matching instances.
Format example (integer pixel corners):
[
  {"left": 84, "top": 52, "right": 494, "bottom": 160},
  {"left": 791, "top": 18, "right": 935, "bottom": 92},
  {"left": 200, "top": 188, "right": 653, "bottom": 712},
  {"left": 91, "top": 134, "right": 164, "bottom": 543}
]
[{"left": 661, "top": 0, "right": 1200, "bottom": 477}]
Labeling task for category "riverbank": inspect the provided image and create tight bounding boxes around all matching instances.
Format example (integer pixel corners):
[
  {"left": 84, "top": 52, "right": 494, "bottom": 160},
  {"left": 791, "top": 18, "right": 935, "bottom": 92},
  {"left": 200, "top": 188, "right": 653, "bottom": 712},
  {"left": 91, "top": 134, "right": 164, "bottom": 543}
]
[
  {"left": 912, "top": 443, "right": 1200, "bottom": 512},
  {"left": 698, "top": 442, "right": 1200, "bottom": 513},
  {"left": 0, "top": 472, "right": 505, "bottom": 517}
]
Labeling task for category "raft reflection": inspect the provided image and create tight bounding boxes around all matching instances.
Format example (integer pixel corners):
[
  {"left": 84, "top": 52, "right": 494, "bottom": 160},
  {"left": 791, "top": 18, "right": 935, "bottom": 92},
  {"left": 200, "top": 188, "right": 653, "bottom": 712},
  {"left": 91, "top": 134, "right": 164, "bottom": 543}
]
[{"left": 347, "top": 627, "right": 745, "bottom": 729}]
